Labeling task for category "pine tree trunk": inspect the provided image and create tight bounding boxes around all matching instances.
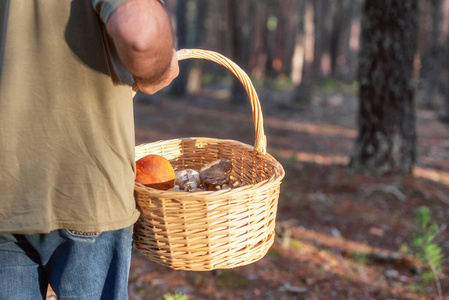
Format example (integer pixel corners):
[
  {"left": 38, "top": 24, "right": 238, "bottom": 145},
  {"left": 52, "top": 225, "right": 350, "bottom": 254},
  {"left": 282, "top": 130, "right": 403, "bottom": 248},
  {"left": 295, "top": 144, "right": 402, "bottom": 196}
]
[
  {"left": 291, "top": 0, "right": 314, "bottom": 105},
  {"left": 250, "top": 3, "right": 269, "bottom": 80},
  {"left": 331, "top": 0, "right": 360, "bottom": 81},
  {"left": 438, "top": 0, "right": 449, "bottom": 121},
  {"left": 440, "top": 76, "right": 449, "bottom": 122},
  {"left": 418, "top": 0, "right": 443, "bottom": 109},
  {"left": 311, "top": 0, "right": 334, "bottom": 79},
  {"left": 186, "top": 0, "right": 208, "bottom": 94},
  {"left": 344, "top": 0, "right": 362, "bottom": 83},
  {"left": 170, "top": 0, "right": 190, "bottom": 96},
  {"left": 349, "top": 0, "right": 419, "bottom": 175},
  {"left": 329, "top": 0, "right": 344, "bottom": 78},
  {"left": 264, "top": 1, "right": 280, "bottom": 79},
  {"left": 229, "top": 0, "right": 254, "bottom": 104},
  {"left": 291, "top": 0, "right": 306, "bottom": 85}
]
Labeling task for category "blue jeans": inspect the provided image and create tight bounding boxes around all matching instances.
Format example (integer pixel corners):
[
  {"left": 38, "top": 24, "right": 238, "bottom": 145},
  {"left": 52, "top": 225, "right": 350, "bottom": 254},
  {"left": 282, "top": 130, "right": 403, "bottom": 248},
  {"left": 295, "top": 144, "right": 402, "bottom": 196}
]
[{"left": 0, "top": 225, "right": 133, "bottom": 300}]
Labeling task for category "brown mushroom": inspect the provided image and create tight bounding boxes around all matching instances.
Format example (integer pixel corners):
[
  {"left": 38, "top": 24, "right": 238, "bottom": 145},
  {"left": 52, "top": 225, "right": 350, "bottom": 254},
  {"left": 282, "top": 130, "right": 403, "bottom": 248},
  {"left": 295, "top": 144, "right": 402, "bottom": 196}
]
[{"left": 199, "top": 159, "right": 232, "bottom": 190}]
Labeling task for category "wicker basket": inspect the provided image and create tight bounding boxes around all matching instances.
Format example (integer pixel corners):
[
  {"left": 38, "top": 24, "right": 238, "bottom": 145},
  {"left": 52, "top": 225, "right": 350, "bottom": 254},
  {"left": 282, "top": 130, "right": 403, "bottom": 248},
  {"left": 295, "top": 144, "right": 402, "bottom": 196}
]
[{"left": 133, "top": 49, "right": 285, "bottom": 271}]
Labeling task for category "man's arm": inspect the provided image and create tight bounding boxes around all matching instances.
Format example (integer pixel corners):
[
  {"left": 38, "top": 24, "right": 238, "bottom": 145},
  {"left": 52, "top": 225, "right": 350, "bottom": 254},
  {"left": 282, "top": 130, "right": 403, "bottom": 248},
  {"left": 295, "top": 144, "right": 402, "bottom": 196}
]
[{"left": 105, "top": 0, "right": 179, "bottom": 94}]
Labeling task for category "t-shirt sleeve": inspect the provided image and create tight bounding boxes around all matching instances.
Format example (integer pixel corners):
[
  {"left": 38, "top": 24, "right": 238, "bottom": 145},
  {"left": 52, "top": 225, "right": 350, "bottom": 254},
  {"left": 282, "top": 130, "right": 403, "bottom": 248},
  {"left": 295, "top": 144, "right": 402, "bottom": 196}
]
[
  {"left": 91, "top": 0, "right": 134, "bottom": 85},
  {"left": 91, "top": 0, "right": 131, "bottom": 24}
]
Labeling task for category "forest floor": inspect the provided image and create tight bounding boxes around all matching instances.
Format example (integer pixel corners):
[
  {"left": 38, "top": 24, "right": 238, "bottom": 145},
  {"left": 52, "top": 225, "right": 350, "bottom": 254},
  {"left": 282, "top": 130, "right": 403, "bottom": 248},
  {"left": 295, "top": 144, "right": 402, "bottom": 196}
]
[
  {"left": 126, "top": 81, "right": 449, "bottom": 300},
  {"left": 48, "top": 81, "right": 449, "bottom": 300}
]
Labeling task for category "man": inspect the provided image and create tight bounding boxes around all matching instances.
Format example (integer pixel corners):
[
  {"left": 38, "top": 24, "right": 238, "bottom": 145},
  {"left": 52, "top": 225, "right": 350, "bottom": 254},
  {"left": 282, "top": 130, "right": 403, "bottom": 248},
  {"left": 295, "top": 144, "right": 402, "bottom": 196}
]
[{"left": 0, "top": 0, "right": 178, "bottom": 298}]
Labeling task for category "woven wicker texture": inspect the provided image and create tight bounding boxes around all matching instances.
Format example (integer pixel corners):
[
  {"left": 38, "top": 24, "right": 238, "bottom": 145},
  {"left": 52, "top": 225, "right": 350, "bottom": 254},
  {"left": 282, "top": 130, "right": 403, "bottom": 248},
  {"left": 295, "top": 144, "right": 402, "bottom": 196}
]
[{"left": 133, "top": 49, "right": 285, "bottom": 271}]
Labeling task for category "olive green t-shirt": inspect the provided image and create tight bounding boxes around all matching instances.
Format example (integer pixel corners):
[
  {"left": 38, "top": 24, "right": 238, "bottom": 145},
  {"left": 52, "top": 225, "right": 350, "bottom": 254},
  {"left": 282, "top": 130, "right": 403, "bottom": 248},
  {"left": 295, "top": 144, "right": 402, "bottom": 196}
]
[{"left": 0, "top": 0, "right": 140, "bottom": 234}]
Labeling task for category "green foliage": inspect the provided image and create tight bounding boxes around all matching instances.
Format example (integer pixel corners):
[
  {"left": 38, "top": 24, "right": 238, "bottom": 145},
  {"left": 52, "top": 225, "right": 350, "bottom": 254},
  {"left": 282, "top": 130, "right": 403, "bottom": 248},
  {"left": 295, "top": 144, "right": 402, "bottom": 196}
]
[
  {"left": 289, "top": 151, "right": 298, "bottom": 163},
  {"left": 216, "top": 270, "right": 249, "bottom": 290},
  {"left": 267, "top": 247, "right": 281, "bottom": 257},
  {"left": 399, "top": 243, "right": 410, "bottom": 254},
  {"left": 412, "top": 206, "right": 444, "bottom": 284},
  {"left": 267, "top": 16, "right": 278, "bottom": 31},
  {"left": 164, "top": 292, "right": 189, "bottom": 300},
  {"left": 263, "top": 76, "right": 293, "bottom": 90},
  {"left": 316, "top": 78, "right": 339, "bottom": 93},
  {"left": 290, "top": 239, "right": 304, "bottom": 250},
  {"left": 409, "top": 284, "right": 424, "bottom": 293},
  {"left": 201, "top": 73, "right": 231, "bottom": 85},
  {"left": 350, "top": 252, "right": 370, "bottom": 265},
  {"left": 314, "top": 78, "right": 357, "bottom": 94}
]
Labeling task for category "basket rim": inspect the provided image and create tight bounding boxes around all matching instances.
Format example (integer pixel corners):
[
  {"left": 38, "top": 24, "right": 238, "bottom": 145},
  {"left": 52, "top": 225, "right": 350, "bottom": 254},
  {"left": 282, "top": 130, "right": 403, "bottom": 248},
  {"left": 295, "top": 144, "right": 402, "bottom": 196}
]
[
  {"left": 134, "top": 136, "right": 285, "bottom": 199},
  {"left": 135, "top": 137, "right": 255, "bottom": 153}
]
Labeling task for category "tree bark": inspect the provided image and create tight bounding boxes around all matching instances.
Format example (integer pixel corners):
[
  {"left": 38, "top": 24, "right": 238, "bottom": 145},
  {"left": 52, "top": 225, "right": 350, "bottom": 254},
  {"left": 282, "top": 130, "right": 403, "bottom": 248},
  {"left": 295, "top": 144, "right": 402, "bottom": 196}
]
[
  {"left": 311, "top": 0, "right": 334, "bottom": 79},
  {"left": 439, "top": 75, "right": 449, "bottom": 122},
  {"left": 438, "top": 0, "right": 449, "bottom": 121},
  {"left": 329, "top": 0, "right": 344, "bottom": 78},
  {"left": 186, "top": 0, "right": 208, "bottom": 94},
  {"left": 269, "top": 0, "right": 297, "bottom": 77},
  {"left": 331, "top": 0, "right": 361, "bottom": 81},
  {"left": 264, "top": 1, "right": 281, "bottom": 79},
  {"left": 418, "top": 0, "right": 443, "bottom": 109},
  {"left": 249, "top": 3, "right": 269, "bottom": 80},
  {"left": 344, "top": 0, "right": 362, "bottom": 83},
  {"left": 291, "top": 0, "right": 314, "bottom": 105},
  {"left": 228, "top": 0, "right": 254, "bottom": 104},
  {"left": 170, "top": 0, "right": 190, "bottom": 96},
  {"left": 349, "top": 0, "right": 419, "bottom": 175},
  {"left": 439, "top": 38, "right": 449, "bottom": 121},
  {"left": 290, "top": 0, "right": 306, "bottom": 85}
]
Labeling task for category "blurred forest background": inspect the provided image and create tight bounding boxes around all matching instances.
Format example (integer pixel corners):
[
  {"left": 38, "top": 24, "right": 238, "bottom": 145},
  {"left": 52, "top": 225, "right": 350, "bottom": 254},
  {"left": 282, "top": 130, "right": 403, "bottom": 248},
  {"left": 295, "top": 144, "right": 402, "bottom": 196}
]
[
  {"left": 129, "top": 0, "right": 449, "bottom": 299},
  {"left": 165, "top": 0, "right": 449, "bottom": 118}
]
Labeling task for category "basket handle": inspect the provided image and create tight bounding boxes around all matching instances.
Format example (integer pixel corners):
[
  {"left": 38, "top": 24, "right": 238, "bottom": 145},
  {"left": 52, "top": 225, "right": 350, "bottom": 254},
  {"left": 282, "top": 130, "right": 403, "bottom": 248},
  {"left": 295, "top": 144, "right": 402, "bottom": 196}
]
[{"left": 134, "top": 49, "right": 267, "bottom": 154}]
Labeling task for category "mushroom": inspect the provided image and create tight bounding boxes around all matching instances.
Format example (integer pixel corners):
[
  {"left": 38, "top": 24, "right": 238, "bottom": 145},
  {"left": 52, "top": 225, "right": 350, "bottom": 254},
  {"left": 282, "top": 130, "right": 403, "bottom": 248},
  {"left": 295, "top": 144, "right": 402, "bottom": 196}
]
[
  {"left": 229, "top": 175, "right": 241, "bottom": 188},
  {"left": 199, "top": 159, "right": 232, "bottom": 191},
  {"left": 174, "top": 169, "right": 201, "bottom": 191},
  {"left": 167, "top": 185, "right": 181, "bottom": 192}
]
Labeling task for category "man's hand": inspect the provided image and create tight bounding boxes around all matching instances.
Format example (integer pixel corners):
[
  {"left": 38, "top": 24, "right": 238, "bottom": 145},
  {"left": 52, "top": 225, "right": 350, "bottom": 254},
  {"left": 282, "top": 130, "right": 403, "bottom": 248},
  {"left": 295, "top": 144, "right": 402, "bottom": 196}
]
[{"left": 106, "top": 0, "right": 179, "bottom": 94}]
